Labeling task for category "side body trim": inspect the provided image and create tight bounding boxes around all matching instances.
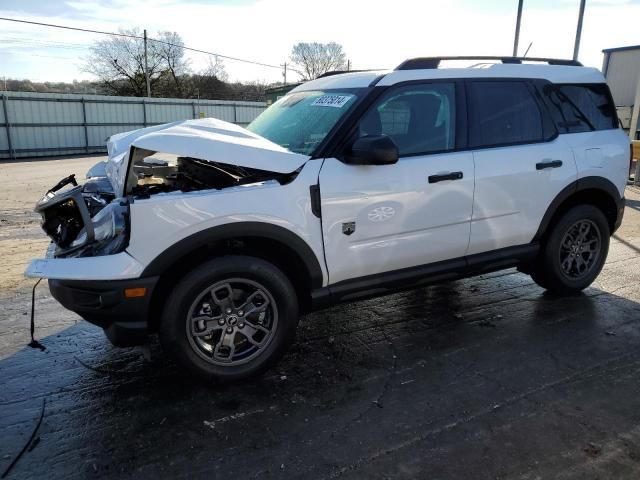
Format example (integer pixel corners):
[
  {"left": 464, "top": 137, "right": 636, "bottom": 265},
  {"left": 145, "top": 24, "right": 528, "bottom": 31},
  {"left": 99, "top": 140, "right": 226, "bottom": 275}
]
[{"left": 311, "top": 243, "right": 538, "bottom": 309}]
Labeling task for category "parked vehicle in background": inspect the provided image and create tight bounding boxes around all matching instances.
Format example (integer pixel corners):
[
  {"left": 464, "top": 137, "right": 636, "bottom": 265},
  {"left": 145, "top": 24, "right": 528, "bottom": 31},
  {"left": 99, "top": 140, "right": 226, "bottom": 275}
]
[{"left": 26, "top": 56, "right": 629, "bottom": 381}]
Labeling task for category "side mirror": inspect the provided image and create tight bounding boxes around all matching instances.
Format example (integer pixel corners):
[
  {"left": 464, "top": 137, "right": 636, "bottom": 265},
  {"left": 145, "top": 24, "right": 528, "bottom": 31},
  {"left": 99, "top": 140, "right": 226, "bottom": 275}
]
[{"left": 344, "top": 135, "right": 399, "bottom": 166}]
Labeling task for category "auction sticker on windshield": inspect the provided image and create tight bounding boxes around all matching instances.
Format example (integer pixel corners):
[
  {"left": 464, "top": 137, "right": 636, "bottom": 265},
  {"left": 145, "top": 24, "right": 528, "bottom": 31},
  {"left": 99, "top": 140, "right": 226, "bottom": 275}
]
[{"left": 311, "top": 95, "right": 353, "bottom": 108}]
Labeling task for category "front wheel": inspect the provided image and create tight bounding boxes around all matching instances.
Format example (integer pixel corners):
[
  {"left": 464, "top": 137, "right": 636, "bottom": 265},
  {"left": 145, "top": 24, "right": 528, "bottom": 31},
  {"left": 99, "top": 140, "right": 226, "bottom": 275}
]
[
  {"left": 160, "top": 255, "right": 299, "bottom": 382},
  {"left": 531, "top": 205, "right": 610, "bottom": 294}
]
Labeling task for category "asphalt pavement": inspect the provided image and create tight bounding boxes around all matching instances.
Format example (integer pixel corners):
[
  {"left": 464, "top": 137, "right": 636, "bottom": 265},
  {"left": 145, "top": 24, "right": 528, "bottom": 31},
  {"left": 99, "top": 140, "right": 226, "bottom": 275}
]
[{"left": 1, "top": 157, "right": 639, "bottom": 479}]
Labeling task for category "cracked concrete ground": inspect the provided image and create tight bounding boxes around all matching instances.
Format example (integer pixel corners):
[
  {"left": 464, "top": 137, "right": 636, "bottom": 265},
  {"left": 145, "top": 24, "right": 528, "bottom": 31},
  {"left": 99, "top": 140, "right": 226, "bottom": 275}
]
[{"left": 1, "top": 156, "right": 640, "bottom": 479}]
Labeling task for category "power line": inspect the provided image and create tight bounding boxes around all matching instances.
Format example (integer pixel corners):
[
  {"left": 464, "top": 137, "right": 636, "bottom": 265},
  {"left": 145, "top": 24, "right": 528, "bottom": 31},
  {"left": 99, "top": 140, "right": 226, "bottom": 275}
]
[
  {"left": 0, "top": 16, "right": 297, "bottom": 72},
  {"left": 0, "top": 16, "right": 142, "bottom": 39}
]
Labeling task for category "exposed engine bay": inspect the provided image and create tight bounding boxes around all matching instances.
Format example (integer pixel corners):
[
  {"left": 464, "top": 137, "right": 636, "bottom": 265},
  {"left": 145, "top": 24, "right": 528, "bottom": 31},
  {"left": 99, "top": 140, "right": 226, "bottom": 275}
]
[
  {"left": 127, "top": 148, "right": 296, "bottom": 198},
  {"left": 35, "top": 149, "right": 297, "bottom": 259}
]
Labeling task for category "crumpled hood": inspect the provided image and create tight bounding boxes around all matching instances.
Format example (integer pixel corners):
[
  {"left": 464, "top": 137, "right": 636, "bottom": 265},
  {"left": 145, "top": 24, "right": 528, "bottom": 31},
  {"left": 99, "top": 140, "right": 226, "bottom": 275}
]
[{"left": 104, "top": 117, "right": 310, "bottom": 194}]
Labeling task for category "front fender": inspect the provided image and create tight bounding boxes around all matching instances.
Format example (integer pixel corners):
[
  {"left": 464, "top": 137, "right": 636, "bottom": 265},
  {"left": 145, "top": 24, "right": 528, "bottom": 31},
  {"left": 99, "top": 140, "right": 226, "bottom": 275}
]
[{"left": 125, "top": 159, "right": 327, "bottom": 285}]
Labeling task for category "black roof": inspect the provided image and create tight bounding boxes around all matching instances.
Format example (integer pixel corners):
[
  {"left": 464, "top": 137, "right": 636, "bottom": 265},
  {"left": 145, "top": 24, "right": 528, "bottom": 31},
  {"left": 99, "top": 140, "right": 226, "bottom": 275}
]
[
  {"left": 602, "top": 45, "right": 640, "bottom": 54},
  {"left": 265, "top": 83, "right": 301, "bottom": 94},
  {"left": 316, "top": 69, "right": 380, "bottom": 79}
]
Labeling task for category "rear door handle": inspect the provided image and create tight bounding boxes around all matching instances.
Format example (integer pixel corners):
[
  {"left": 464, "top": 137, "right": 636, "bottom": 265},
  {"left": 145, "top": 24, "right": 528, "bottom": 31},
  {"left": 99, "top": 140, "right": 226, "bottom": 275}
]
[
  {"left": 428, "top": 171, "right": 464, "bottom": 183},
  {"left": 536, "top": 160, "right": 563, "bottom": 170}
]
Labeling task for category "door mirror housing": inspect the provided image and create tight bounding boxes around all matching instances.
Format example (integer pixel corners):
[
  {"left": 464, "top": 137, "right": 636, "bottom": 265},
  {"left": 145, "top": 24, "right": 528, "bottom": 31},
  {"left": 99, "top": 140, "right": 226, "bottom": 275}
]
[{"left": 344, "top": 135, "right": 399, "bottom": 166}]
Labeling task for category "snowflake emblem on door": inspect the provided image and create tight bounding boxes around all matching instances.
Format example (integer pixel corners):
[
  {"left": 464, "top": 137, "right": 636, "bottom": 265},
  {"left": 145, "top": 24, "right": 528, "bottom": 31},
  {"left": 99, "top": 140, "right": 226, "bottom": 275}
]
[{"left": 367, "top": 206, "right": 395, "bottom": 222}]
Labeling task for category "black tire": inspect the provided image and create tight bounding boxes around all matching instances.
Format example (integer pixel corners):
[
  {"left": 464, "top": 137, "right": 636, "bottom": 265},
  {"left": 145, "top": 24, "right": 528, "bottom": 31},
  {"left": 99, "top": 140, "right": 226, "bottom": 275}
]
[
  {"left": 529, "top": 268, "right": 550, "bottom": 290},
  {"left": 160, "top": 255, "right": 298, "bottom": 382},
  {"left": 531, "top": 205, "right": 610, "bottom": 294}
]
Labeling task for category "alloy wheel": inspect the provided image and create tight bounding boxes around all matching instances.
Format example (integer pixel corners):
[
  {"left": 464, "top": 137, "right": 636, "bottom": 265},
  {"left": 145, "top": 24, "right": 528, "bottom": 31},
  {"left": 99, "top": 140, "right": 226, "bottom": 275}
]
[
  {"left": 558, "top": 219, "right": 602, "bottom": 280},
  {"left": 185, "top": 278, "right": 278, "bottom": 366}
]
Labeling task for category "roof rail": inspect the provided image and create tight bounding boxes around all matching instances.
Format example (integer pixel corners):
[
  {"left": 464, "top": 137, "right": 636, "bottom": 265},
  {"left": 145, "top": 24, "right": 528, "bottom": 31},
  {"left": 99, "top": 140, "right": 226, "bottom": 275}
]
[{"left": 395, "top": 56, "right": 583, "bottom": 70}]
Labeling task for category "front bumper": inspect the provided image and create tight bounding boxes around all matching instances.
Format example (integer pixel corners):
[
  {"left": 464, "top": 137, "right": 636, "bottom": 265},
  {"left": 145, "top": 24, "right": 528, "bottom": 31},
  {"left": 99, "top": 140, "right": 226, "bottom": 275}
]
[
  {"left": 25, "top": 250, "right": 144, "bottom": 280},
  {"left": 49, "top": 276, "right": 158, "bottom": 347},
  {"left": 26, "top": 245, "right": 152, "bottom": 346}
]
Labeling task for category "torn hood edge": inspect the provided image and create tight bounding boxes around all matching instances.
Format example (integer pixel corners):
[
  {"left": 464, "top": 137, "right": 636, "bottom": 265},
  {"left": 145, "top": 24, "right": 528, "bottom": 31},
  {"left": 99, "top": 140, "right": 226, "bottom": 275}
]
[{"left": 104, "top": 117, "right": 311, "bottom": 195}]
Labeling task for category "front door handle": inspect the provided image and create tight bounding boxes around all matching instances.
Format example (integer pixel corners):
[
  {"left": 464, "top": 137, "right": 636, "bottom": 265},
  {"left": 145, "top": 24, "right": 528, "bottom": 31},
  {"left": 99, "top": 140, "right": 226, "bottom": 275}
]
[
  {"left": 536, "top": 160, "right": 563, "bottom": 170},
  {"left": 428, "top": 171, "right": 463, "bottom": 183}
]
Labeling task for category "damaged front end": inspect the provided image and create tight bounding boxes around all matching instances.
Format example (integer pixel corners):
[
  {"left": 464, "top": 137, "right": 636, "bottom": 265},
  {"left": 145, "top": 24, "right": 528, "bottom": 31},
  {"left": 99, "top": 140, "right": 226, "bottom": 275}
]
[
  {"left": 35, "top": 150, "right": 299, "bottom": 260},
  {"left": 33, "top": 117, "right": 312, "bottom": 261},
  {"left": 36, "top": 173, "right": 129, "bottom": 259},
  {"left": 126, "top": 148, "right": 297, "bottom": 198}
]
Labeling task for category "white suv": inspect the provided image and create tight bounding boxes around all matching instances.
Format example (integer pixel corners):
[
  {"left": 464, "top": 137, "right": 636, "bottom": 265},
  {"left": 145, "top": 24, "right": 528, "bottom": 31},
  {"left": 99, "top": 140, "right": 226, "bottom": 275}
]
[{"left": 27, "top": 57, "right": 629, "bottom": 381}]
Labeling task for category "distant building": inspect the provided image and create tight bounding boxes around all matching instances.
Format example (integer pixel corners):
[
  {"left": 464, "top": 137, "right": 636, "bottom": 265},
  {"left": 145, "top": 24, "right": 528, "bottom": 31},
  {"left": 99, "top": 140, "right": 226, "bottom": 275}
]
[
  {"left": 602, "top": 45, "right": 640, "bottom": 139},
  {"left": 265, "top": 83, "right": 301, "bottom": 105}
]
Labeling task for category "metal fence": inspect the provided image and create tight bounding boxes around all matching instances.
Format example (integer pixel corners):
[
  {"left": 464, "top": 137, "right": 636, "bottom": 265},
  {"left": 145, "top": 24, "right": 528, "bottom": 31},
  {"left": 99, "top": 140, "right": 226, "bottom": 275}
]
[{"left": 0, "top": 91, "right": 267, "bottom": 160}]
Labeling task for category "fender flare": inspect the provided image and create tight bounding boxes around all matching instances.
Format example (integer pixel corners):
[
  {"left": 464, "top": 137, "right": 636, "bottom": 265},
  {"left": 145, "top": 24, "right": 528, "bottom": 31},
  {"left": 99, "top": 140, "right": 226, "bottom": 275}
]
[
  {"left": 533, "top": 176, "right": 623, "bottom": 241},
  {"left": 140, "top": 222, "right": 324, "bottom": 288}
]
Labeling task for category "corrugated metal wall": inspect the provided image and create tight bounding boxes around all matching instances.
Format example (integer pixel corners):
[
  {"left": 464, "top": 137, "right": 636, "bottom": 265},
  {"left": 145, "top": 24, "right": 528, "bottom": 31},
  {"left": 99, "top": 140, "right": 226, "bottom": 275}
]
[
  {"left": 603, "top": 48, "right": 640, "bottom": 107},
  {"left": 603, "top": 47, "right": 640, "bottom": 135},
  {"left": 0, "top": 92, "right": 267, "bottom": 160}
]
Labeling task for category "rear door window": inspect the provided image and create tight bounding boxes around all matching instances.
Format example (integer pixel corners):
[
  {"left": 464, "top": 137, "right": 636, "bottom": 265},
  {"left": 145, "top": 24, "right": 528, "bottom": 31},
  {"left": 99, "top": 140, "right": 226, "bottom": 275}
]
[
  {"left": 543, "top": 84, "right": 618, "bottom": 133},
  {"left": 468, "top": 81, "right": 545, "bottom": 148}
]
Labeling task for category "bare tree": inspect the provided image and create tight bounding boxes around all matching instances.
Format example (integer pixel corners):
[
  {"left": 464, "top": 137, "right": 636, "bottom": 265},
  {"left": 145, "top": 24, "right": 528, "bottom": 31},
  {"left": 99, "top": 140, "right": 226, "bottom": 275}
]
[
  {"left": 153, "top": 31, "right": 191, "bottom": 96},
  {"left": 202, "top": 56, "right": 229, "bottom": 83},
  {"left": 289, "top": 42, "right": 347, "bottom": 80},
  {"left": 83, "top": 29, "right": 188, "bottom": 97},
  {"left": 187, "top": 57, "right": 231, "bottom": 99},
  {"left": 81, "top": 30, "right": 272, "bottom": 100},
  {"left": 228, "top": 80, "right": 269, "bottom": 100}
]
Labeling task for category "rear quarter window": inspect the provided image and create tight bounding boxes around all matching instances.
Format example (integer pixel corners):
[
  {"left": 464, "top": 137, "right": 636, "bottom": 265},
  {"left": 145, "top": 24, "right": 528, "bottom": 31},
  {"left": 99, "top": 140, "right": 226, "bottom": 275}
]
[{"left": 543, "top": 83, "right": 618, "bottom": 133}]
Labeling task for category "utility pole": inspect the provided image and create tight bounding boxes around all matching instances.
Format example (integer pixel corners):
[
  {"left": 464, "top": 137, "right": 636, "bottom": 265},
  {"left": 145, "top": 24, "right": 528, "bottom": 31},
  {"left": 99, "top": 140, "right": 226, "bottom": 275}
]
[
  {"left": 513, "top": 0, "right": 524, "bottom": 56},
  {"left": 144, "top": 29, "right": 151, "bottom": 97},
  {"left": 573, "top": 0, "right": 586, "bottom": 61},
  {"left": 347, "top": 59, "right": 351, "bottom": 71},
  {"left": 283, "top": 62, "right": 287, "bottom": 85}
]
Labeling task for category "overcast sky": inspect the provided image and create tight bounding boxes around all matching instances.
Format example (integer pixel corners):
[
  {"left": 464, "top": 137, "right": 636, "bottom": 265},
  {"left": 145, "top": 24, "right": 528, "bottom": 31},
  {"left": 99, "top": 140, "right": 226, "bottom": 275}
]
[{"left": 0, "top": 0, "right": 639, "bottom": 85}]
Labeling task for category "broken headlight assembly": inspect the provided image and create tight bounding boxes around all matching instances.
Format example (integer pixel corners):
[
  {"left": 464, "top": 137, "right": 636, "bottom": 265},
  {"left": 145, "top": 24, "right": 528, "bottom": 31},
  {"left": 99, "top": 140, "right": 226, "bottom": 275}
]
[
  {"left": 35, "top": 174, "right": 129, "bottom": 258},
  {"left": 67, "top": 201, "right": 129, "bottom": 255}
]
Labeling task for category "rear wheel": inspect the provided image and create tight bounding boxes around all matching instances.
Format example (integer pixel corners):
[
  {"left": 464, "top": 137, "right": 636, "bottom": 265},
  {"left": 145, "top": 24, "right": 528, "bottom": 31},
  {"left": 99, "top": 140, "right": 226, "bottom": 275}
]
[
  {"left": 531, "top": 205, "right": 610, "bottom": 294},
  {"left": 160, "top": 255, "right": 298, "bottom": 382}
]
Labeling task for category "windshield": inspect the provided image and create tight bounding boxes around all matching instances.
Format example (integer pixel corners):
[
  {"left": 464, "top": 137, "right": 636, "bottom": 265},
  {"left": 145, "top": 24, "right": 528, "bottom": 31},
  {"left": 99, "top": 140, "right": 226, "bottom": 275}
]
[{"left": 247, "top": 90, "right": 361, "bottom": 155}]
